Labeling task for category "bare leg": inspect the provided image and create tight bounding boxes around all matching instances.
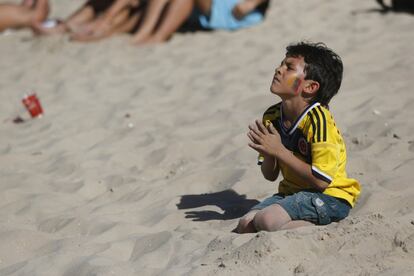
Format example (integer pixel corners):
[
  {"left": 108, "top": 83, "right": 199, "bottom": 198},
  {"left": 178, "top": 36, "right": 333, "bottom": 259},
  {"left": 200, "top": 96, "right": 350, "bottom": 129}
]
[
  {"left": 236, "top": 210, "right": 259, "bottom": 233},
  {"left": 279, "top": 220, "right": 313, "bottom": 230},
  {"left": 142, "top": 0, "right": 194, "bottom": 44},
  {"left": 237, "top": 204, "right": 315, "bottom": 233},
  {"left": 194, "top": 0, "right": 211, "bottom": 15},
  {"left": 232, "top": 0, "right": 266, "bottom": 20},
  {"left": 0, "top": 0, "right": 48, "bottom": 32},
  {"left": 64, "top": 4, "right": 96, "bottom": 33},
  {"left": 130, "top": 0, "right": 169, "bottom": 44},
  {"left": 22, "top": 0, "right": 35, "bottom": 8},
  {"left": 71, "top": 8, "right": 131, "bottom": 41},
  {"left": 252, "top": 204, "right": 291, "bottom": 231},
  {"left": 101, "top": 0, "right": 140, "bottom": 20},
  {"left": 0, "top": 4, "right": 33, "bottom": 31},
  {"left": 32, "top": 0, "right": 49, "bottom": 24},
  {"left": 73, "top": 0, "right": 141, "bottom": 36},
  {"left": 113, "top": 11, "right": 141, "bottom": 34},
  {"left": 253, "top": 204, "right": 315, "bottom": 231},
  {"left": 70, "top": 0, "right": 142, "bottom": 41},
  {"left": 32, "top": 2, "right": 96, "bottom": 35}
]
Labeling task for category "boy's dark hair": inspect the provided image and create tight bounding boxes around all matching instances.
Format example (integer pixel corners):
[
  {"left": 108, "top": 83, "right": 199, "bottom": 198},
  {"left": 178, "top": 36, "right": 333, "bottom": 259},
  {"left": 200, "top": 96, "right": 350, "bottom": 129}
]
[{"left": 286, "top": 42, "right": 343, "bottom": 106}]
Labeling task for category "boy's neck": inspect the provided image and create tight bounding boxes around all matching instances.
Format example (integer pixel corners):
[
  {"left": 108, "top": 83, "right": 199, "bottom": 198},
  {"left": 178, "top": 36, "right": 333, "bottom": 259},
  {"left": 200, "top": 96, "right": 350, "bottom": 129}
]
[{"left": 281, "top": 99, "right": 310, "bottom": 127}]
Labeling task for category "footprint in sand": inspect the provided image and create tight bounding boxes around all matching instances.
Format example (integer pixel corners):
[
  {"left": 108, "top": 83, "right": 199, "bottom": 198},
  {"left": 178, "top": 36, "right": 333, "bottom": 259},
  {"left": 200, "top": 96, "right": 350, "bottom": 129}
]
[{"left": 145, "top": 147, "right": 167, "bottom": 166}]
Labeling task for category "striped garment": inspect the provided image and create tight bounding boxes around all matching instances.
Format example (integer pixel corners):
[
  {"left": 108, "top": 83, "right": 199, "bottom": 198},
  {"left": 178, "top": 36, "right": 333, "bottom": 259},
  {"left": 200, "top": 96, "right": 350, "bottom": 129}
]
[{"left": 258, "top": 102, "right": 361, "bottom": 207}]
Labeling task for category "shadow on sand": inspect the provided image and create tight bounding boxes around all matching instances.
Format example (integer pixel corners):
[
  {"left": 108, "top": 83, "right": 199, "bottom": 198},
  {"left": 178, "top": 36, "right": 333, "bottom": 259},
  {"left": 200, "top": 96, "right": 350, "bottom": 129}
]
[{"left": 177, "top": 189, "right": 259, "bottom": 221}]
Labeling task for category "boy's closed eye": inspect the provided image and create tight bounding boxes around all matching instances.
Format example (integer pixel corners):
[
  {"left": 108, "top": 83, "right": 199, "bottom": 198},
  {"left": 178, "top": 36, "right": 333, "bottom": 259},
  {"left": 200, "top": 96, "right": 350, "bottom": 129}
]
[
  {"left": 285, "top": 62, "right": 295, "bottom": 70},
  {"left": 279, "top": 60, "right": 294, "bottom": 70}
]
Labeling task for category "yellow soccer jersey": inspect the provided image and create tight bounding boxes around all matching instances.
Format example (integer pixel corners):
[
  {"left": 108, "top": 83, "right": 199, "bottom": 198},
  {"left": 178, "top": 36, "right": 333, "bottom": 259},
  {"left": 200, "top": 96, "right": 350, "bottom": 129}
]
[{"left": 258, "top": 102, "right": 361, "bottom": 207}]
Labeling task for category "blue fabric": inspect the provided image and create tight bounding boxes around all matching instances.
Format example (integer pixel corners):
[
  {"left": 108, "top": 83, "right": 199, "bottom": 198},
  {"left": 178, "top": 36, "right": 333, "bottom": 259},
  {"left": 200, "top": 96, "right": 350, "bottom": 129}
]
[
  {"left": 251, "top": 191, "right": 351, "bottom": 225},
  {"left": 197, "top": 0, "right": 264, "bottom": 30}
]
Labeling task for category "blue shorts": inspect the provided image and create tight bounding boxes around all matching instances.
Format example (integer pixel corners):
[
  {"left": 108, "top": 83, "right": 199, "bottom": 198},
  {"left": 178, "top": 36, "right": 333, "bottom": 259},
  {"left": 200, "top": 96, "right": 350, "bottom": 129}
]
[{"left": 251, "top": 191, "right": 351, "bottom": 225}]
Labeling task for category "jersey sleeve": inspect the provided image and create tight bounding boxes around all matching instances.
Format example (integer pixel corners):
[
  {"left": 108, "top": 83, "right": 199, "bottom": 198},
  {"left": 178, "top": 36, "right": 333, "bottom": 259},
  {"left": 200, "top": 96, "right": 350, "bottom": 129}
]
[
  {"left": 311, "top": 143, "right": 340, "bottom": 183},
  {"left": 308, "top": 106, "right": 341, "bottom": 183}
]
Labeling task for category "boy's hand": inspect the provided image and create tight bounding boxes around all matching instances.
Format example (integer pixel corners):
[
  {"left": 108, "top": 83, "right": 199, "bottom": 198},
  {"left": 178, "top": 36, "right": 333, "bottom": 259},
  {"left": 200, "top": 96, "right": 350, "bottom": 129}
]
[{"left": 247, "top": 120, "right": 284, "bottom": 157}]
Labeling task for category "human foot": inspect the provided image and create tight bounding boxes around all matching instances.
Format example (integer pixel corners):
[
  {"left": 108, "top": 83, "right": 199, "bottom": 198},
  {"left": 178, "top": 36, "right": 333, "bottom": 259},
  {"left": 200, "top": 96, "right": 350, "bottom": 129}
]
[
  {"left": 70, "top": 25, "right": 113, "bottom": 42},
  {"left": 130, "top": 33, "right": 152, "bottom": 45},
  {"left": 131, "top": 34, "right": 168, "bottom": 45}
]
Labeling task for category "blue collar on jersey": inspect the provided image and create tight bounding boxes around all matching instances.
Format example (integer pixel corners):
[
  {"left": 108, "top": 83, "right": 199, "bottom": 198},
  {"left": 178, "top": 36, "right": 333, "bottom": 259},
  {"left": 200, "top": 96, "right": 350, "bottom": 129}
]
[{"left": 280, "top": 102, "right": 321, "bottom": 135}]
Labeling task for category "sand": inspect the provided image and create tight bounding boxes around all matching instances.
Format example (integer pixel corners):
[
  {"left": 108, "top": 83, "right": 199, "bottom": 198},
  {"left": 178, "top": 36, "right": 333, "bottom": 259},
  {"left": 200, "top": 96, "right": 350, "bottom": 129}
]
[{"left": 0, "top": 0, "right": 414, "bottom": 275}]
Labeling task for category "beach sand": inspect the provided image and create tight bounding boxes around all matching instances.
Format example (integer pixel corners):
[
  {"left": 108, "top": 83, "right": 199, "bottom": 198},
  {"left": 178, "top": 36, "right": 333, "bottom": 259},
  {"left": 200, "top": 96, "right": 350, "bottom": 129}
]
[{"left": 0, "top": 0, "right": 414, "bottom": 275}]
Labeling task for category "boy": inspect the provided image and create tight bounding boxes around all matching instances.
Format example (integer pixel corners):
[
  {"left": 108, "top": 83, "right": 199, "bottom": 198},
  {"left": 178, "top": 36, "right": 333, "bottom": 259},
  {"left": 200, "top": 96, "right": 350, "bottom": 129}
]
[{"left": 236, "top": 42, "right": 361, "bottom": 233}]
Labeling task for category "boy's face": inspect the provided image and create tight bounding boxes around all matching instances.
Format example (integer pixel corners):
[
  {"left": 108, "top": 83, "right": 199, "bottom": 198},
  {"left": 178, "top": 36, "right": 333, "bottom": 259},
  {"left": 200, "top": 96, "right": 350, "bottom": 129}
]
[{"left": 270, "top": 55, "right": 306, "bottom": 97}]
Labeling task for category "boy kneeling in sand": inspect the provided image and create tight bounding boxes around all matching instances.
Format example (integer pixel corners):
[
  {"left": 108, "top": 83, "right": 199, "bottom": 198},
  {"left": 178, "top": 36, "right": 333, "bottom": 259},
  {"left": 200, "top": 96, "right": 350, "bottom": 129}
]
[{"left": 237, "top": 42, "right": 361, "bottom": 233}]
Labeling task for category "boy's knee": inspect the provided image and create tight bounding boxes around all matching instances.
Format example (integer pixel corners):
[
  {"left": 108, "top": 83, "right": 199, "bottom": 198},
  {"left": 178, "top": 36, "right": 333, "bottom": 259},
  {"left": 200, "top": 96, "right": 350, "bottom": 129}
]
[
  {"left": 253, "top": 205, "right": 291, "bottom": 232},
  {"left": 253, "top": 211, "right": 274, "bottom": 232}
]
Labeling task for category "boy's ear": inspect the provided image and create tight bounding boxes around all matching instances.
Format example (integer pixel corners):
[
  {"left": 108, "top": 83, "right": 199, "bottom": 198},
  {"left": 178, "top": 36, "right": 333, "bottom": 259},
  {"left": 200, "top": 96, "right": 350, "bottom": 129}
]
[{"left": 302, "top": 80, "right": 320, "bottom": 97}]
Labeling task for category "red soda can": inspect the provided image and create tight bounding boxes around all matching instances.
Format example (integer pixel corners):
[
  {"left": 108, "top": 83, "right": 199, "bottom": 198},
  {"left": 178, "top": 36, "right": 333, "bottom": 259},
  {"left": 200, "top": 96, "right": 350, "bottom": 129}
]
[{"left": 22, "top": 93, "right": 43, "bottom": 118}]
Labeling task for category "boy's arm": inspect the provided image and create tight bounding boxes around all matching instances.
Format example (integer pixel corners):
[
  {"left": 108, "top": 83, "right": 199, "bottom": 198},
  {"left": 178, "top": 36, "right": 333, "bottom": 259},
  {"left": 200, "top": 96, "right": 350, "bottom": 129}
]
[
  {"left": 232, "top": 0, "right": 267, "bottom": 20},
  {"left": 274, "top": 146, "right": 329, "bottom": 191},
  {"left": 249, "top": 120, "right": 329, "bottom": 191},
  {"left": 260, "top": 154, "right": 279, "bottom": 181}
]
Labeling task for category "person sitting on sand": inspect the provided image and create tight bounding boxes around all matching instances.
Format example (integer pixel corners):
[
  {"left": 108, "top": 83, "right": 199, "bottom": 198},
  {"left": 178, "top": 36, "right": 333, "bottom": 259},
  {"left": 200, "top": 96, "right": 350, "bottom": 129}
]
[
  {"left": 32, "top": 0, "right": 145, "bottom": 42},
  {"left": 0, "top": 0, "right": 49, "bottom": 32},
  {"left": 130, "top": 0, "right": 270, "bottom": 44},
  {"left": 236, "top": 41, "right": 361, "bottom": 233},
  {"left": 32, "top": 0, "right": 269, "bottom": 44}
]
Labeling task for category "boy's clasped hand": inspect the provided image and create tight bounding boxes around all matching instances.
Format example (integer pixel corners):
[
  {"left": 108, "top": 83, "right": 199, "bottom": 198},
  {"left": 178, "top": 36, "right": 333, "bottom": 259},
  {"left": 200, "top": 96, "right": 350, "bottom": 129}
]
[{"left": 248, "top": 120, "right": 284, "bottom": 158}]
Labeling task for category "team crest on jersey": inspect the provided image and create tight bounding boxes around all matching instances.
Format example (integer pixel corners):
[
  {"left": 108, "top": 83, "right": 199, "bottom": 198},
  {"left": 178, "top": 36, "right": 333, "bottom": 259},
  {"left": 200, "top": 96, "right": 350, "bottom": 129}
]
[{"left": 298, "top": 137, "right": 308, "bottom": 156}]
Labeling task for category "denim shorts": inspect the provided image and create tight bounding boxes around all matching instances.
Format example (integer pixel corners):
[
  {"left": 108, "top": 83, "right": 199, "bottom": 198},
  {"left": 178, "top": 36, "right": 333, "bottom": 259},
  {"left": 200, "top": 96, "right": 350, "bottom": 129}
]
[{"left": 251, "top": 191, "right": 351, "bottom": 225}]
